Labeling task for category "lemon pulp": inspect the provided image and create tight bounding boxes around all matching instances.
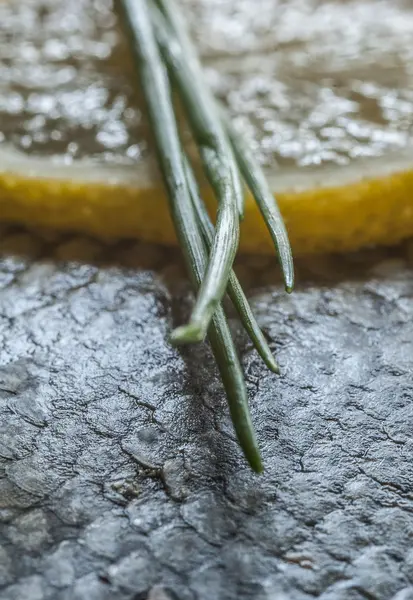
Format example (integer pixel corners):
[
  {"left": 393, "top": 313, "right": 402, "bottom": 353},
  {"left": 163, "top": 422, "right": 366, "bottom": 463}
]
[{"left": 0, "top": 0, "right": 412, "bottom": 254}]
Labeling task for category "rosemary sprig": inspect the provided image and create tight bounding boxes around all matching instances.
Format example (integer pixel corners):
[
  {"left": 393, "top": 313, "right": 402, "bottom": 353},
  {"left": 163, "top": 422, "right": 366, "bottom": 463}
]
[
  {"left": 149, "top": 5, "right": 243, "bottom": 345},
  {"left": 184, "top": 158, "right": 280, "bottom": 374},
  {"left": 119, "top": 0, "right": 263, "bottom": 472},
  {"left": 150, "top": 0, "right": 294, "bottom": 293}
]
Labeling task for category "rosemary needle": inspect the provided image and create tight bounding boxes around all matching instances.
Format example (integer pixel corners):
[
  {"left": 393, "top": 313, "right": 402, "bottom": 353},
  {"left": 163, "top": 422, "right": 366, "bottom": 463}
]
[
  {"left": 150, "top": 0, "right": 245, "bottom": 218},
  {"left": 184, "top": 158, "right": 280, "bottom": 374},
  {"left": 224, "top": 118, "right": 295, "bottom": 293},
  {"left": 208, "top": 308, "right": 263, "bottom": 474},
  {"left": 151, "top": 0, "right": 294, "bottom": 293},
  {"left": 119, "top": 0, "right": 263, "bottom": 472},
  {"left": 150, "top": 5, "right": 243, "bottom": 345}
]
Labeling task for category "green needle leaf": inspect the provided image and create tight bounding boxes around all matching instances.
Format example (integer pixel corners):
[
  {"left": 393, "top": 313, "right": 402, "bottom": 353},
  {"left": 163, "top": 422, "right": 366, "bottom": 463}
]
[
  {"left": 151, "top": 0, "right": 294, "bottom": 293},
  {"left": 119, "top": 0, "right": 263, "bottom": 473},
  {"left": 224, "top": 118, "right": 295, "bottom": 293},
  {"left": 149, "top": 4, "right": 244, "bottom": 344},
  {"left": 184, "top": 157, "right": 280, "bottom": 374}
]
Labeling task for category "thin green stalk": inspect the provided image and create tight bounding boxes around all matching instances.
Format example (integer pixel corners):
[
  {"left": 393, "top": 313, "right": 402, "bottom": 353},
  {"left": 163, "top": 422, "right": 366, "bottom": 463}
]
[
  {"left": 209, "top": 309, "right": 263, "bottom": 474},
  {"left": 151, "top": 0, "right": 245, "bottom": 219},
  {"left": 149, "top": 5, "right": 243, "bottom": 345},
  {"left": 151, "top": 0, "right": 294, "bottom": 293},
  {"left": 152, "top": 0, "right": 199, "bottom": 72},
  {"left": 184, "top": 158, "right": 280, "bottom": 374},
  {"left": 224, "top": 118, "right": 295, "bottom": 292},
  {"left": 118, "top": 0, "right": 263, "bottom": 473}
]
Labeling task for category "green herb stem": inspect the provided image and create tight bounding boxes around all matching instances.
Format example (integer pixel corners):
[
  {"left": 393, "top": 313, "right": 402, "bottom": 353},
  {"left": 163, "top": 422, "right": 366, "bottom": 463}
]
[
  {"left": 149, "top": 5, "right": 244, "bottom": 345},
  {"left": 119, "top": 0, "right": 263, "bottom": 473},
  {"left": 151, "top": 0, "right": 294, "bottom": 293},
  {"left": 224, "top": 118, "right": 295, "bottom": 293},
  {"left": 184, "top": 158, "right": 280, "bottom": 374}
]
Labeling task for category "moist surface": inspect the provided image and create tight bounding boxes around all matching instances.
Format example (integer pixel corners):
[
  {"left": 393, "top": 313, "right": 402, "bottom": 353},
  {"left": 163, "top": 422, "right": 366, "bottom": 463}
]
[{"left": 0, "top": 0, "right": 412, "bottom": 167}]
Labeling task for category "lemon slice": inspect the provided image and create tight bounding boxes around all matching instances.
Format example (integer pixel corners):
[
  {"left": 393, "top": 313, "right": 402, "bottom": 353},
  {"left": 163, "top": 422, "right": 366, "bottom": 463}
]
[
  {"left": 0, "top": 0, "right": 412, "bottom": 255},
  {"left": 1, "top": 145, "right": 412, "bottom": 255}
]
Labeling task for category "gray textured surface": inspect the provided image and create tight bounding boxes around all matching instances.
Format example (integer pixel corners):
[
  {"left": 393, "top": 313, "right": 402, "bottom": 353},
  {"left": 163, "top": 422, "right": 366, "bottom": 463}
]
[{"left": 1, "top": 228, "right": 413, "bottom": 600}]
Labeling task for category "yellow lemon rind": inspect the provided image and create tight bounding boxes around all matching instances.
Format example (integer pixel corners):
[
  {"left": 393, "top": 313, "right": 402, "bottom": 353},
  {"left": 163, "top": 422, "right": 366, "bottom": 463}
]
[{"left": 0, "top": 149, "right": 412, "bottom": 255}]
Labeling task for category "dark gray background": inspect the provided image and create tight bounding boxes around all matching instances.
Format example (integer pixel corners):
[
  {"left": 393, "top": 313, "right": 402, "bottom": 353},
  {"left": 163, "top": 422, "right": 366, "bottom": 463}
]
[{"left": 1, "top": 227, "right": 413, "bottom": 600}]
